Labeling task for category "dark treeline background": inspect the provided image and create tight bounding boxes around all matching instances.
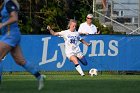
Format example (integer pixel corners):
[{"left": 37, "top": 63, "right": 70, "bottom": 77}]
[{"left": 1, "top": 0, "right": 117, "bottom": 34}]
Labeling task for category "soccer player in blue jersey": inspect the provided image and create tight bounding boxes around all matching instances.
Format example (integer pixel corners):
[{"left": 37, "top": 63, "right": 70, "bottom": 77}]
[{"left": 0, "top": 0, "right": 45, "bottom": 90}]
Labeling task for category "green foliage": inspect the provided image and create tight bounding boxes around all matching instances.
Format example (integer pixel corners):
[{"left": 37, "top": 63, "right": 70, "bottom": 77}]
[
  {"left": 18, "top": 0, "right": 124, "bottom": 35},
  {"left": 18, "top": 17, "right": 32, "bottom": 34}
]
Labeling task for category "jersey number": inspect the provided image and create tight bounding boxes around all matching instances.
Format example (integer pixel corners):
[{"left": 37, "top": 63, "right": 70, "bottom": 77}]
[{"left": 70, "top": 39, "right": 76, "bottom": 44}]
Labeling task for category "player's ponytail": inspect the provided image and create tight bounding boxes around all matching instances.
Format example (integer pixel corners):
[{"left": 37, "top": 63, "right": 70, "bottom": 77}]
[{"left": 0, "top": 0, "right": 3, "bottom": 10}]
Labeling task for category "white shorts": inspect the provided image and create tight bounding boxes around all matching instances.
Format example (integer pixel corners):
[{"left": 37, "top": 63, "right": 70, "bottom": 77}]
[{"left": 66, "top": 51, "right": 84, "bottom": 59}]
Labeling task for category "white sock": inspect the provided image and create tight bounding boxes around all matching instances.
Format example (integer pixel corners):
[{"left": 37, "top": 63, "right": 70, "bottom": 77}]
[{"left": 75, "top": 65, "right": 85, "bottom": 76}]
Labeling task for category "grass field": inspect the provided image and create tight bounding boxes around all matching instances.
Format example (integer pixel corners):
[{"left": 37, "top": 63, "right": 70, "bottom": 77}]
[{"left": 0, "top": 73, "right": 140, "bottom": 93}]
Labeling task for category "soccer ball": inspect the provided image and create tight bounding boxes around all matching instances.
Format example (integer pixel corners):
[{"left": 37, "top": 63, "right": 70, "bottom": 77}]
[{"left": 89, "top": 68, "right": 98, "bottom": 76}]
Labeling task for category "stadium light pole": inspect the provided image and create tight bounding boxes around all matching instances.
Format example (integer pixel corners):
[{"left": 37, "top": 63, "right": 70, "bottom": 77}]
[
  {"left": 93, "top": 0, "right": 96, "bottom": 17},
  {"left": 30, "top": 0, "right": 32, "bottom": 19},
  {"left": 137, "top": 0, "right": 140, "bottom": 33},
  {"left": 110, "top": 0, "right": 113, "bottom": 26},
  {"left": 138, "top": 0, "right": 140, "bottom": 27}
]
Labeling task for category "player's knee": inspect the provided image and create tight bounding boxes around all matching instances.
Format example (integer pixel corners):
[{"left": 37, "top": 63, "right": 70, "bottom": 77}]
[
  {"left": 79, "top": 57, "right": 88, "bottom": 66},
  {"left": 83, "top": 61, "right": 87, "bottom": 66},
  {"left": 0, "top": 51, "right": 7, "bottom": 61},
  {"left": 15, "top": 59, "right": 26, "bottom": 66},
  {"left": 0, "top": 56, "right": 6, "bottom": 61}
]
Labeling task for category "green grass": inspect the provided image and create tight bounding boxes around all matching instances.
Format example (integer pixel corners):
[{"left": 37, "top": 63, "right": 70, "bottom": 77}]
[{"left": 0, "top": 74, "right": 140, "bottom": 93}]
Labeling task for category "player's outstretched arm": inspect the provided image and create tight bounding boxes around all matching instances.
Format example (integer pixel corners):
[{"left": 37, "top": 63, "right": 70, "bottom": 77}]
[
  {"left": 80, "top": 39, "right": 91, "bottom": 46},
  {"left": 47, "top": 26, "right": 59, "bottom": 36}
]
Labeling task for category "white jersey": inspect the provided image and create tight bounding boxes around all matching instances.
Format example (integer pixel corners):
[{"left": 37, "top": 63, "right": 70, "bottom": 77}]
[
  {"left": 78, "top": 22, "right": 97, "bottom": 34},
  {"left": 58, "top": 30, "right": 83, "bottom": 58}
]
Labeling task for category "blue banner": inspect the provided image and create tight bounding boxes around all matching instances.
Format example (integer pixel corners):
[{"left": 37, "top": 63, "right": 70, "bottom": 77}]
[{"left": 1, "top": 35, "right": 140, "bottom": 71}]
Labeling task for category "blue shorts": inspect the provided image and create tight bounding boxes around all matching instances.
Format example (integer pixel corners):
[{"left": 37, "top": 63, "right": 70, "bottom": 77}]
[{"left": 0, "top": 32, "right": 21, "bottom": 47}]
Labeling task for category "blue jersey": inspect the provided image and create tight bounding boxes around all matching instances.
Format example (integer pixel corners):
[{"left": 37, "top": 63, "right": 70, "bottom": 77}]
[{"left": 0, "top": 0, "right": 21, "bottom": 47}]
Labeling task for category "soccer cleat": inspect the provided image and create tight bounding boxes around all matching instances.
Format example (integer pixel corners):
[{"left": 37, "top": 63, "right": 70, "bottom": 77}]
[
  {"left": 38, "top": 75, "right": 46, "bottom": 90},
  {"left": 81, "top": 74, "right": 85, "bottom": 76},
  {"left": 81, "top": 73, "right": 85, "bottom": 76}
]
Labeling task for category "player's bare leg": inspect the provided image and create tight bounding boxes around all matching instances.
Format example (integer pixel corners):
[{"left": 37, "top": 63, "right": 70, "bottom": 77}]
[
  {"left": 0, "top": 62, "right": 2, "bottom": 84},
  {"left": 0, "top": 42, "right": 12, "bottom": 84},
  {"left": 77, "top": 56, "right": 88, "bottom": 66},
  {"left": 70, "top": 55, "right": 85, "bottom": 76},
  {"left": 10, "top": 45, "right": 46, "bottom": 90}
]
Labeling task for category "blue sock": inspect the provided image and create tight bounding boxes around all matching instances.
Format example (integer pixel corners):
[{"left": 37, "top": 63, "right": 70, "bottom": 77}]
[
  {"left": 22, "top": 62, "right": 41, "bottom": 79},
  {"left": 78, "top": 56, "right": 88, "bottom": 66},
  {"left": 0, "top": 62, "right": 2, "bottom": 83}
]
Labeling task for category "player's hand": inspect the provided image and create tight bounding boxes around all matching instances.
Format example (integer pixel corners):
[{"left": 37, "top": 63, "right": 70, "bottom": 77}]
[
  {"left": 87, "top": 43, "right": 91, "bottom": 46},
  {"left": 84, "top": 32, "right": 89, "bottom": 35},
  {"left": 47, "top": 26, "right": 51, "bottom": 31}
]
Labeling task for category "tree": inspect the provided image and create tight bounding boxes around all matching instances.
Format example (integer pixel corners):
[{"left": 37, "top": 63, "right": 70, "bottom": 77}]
[{"left": 17, "top": 0, "right": 123, "bottom": 34}]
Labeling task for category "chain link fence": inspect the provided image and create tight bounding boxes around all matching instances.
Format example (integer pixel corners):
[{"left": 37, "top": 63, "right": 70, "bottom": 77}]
[{"left": 95, "top": 0, "right": 140, "bottom": 34}]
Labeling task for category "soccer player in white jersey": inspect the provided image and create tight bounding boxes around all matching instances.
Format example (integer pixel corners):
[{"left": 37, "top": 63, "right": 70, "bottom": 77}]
[
  {"left": 47, "top": 19, "right": 91, "bottom": 76},
  {"left": 78, "top": 14, "right": 100, "bottom": 35}
]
